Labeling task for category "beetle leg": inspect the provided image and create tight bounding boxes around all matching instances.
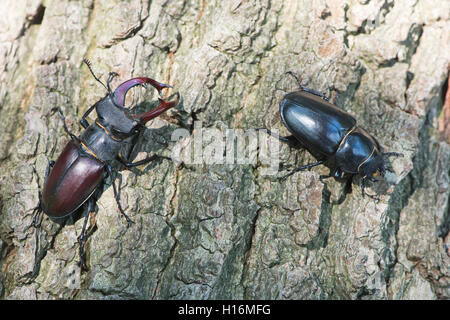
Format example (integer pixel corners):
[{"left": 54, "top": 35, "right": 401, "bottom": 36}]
[
  {"left": 31, "top": 202, "right": 44, "bottom": 228},
  {"left": 286, "top": 71, "right": 329, "bottom": 101},
  {"left": 118, "top": 153, "right": 171, "bottom": 168},
  {"left": 382, "top": 152, "right": 404, "bottom": 158},
  {"left": 85, "top": 210, "right": 98, "bottom": 239},
  {"left": 256, "top": 128, "right": 301, "bottom": 148},
  {"left": 152, "top": 131, "right": 169, "bottom": 148},
  {"left": 43, "top": 160, "right": 55, "bottom": 184},
  {"left": 361, "top": 176, "right": 367, "bottom": 198},
  {"left": 78, "top": 197, "right": 96, "bottom": 271},
  {"left": 78, "top": 213, "right": 90, "bottom": 270},
  {"left": 334, "top": 168, "right": 344, "bottom": 179},
  {"left": 49, "top": 107, "right": 80, "bottom": 142},
  {"left": 280, "top": 160, "right": 325, "bottom": 180},
  {"left": 106, "top": 164, "right": 134, "bottom": 226},
  {"left": 80, "top": 104, "right": 96, "bottom": 129},
  {"left": 360, "top": 177, "right": 381, "bottom": 200},
  {"left": 319, "top": 174, "right": 333, "bottom": 182},
  {"left": 319, "top": 172, "right": 335, "bottom": 182},
  {"left": 31, "top": 159, "right": 54, "bottom": 227},
  {"left": 256, "top": 128, "right": 295, "bottom": 143},
  {"left": 332, "top": 177, "right": 353, "bottom": 205},
  {"left": 319, "top": 168, "right": 343, "bottom": 182}
]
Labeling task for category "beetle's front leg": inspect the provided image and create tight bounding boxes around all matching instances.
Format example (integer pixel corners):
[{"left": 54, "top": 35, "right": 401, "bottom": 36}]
[
  {"left": 48, "top": 107, "right": 80, "bottom": 142},
  {"left": 360, "top": 176, "right": 381, "bottom": 200},
  {"left": 335, "top": 177, "right": 353, "bottom": 204},
  {"left": 361, "top": 176, "right": 367, "bottom": 198},
  {"left": 319, "top": 167, "right": 343, "bottom": 182},
  {"left": 80, "top": 104, "right": 96, "bottom": 129}
]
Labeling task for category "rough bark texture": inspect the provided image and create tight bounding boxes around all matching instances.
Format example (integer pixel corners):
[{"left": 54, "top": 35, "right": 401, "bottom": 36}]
[{"left": 0, "top": 0, "right": 449, "bottom": 300}]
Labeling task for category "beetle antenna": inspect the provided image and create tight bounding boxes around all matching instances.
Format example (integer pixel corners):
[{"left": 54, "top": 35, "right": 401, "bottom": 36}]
[
  {"left": 83, "top": 58, "right": 108, "bottom": 92},
  {"left": 106, "top": 71, "right": 119, "bottom": 93}
]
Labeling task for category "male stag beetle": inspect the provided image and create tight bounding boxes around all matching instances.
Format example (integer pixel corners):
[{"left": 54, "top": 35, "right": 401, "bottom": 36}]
[
  {"left": 259, "top": 72, "right": 402, "bottom": 197},
  {"left": 32, "top": 59, "right": 178, "bottom": 269}
]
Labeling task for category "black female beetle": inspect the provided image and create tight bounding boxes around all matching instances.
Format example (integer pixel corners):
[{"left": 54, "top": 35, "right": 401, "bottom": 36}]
[
  {"left": 259, "top": 72, "right": 402, "bottom": 196},
  {"left": 32, "top": 59, "right": 178, "bottom": 269}
]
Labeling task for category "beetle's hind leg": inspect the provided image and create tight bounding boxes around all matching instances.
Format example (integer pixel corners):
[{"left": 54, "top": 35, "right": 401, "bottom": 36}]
[
  {"left": 32, "top": 160, "right": 55, "bottom": 227},
  {"left": 335, "top": 177, "right": 353, "bottom": 204},
  {"left": 44, "top": 160, "right": 55, "bottom": 182},
  {"left": 78, "top": 197, "right": 97, "bottom": 271},
  {"left": 255, "top": 128, "right": 300, "bottom": 147},
  {"left": 280, "top": 160, "right": 325, "bottom": 180},
  {"left": 31, "top": 202, "right": 44, "bottom": 228}
]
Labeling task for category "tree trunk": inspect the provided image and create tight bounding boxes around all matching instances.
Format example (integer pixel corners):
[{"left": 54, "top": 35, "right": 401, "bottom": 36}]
[{"left": 0, "top": 0, "right": 449, "bottom": 299}]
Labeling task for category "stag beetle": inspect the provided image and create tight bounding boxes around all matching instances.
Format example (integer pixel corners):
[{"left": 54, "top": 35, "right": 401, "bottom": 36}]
[
  {"left": 259, "top": 72, "right": 402, "bottom": 197},
  {"left": 32, "top": 59, "right": 178, "bottom": 269}
]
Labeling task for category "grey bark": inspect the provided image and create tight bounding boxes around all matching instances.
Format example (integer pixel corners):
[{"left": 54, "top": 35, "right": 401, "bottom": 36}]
[{"left": 0, "top": 0, "right": 449, "bottom": 299}]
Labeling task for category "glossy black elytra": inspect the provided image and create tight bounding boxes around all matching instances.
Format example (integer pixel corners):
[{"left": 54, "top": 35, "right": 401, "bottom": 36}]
[
  {"left": 259, "top": 72, "right": 402, "bottom": 197},
  {"left": 32, "top": 59, "right": 178, "bottom": 270}
]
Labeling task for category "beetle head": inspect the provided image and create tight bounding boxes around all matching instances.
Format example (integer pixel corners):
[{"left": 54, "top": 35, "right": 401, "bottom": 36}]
[
  {"left": 95, "top": 77, "right": 177, "bottom": 140},
  {"left": 95, "top": 95, "right": 141, "bottom": 140},
  {"left": 359, "top": 152, "right": 386, "bottom": 182}
]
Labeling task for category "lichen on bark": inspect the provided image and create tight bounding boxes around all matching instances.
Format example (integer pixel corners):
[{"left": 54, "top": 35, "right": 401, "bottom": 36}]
[{"left": 0, "top": 0, "right": 449, "bottom": 299}]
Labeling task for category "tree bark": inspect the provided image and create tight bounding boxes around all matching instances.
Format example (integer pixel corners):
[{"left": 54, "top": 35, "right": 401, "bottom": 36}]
[{"left": 0, "top": 0, "right": 449, "bottom": 299}]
